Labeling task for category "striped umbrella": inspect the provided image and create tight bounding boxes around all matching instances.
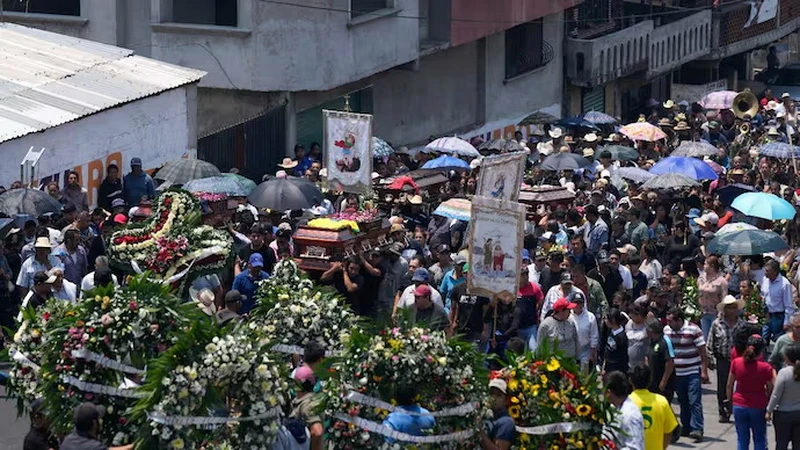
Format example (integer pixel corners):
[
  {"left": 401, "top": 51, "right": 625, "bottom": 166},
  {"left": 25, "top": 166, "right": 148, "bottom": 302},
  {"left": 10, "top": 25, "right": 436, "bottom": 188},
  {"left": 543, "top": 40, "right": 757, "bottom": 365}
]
[
  {"left": 671, "top": 141, "right": 719, "bottom": 157},
  {"left": 183, "top": 176, "right": 251, "bottom": 197},
  {"left": 698, "top": 90, "right": 738, "bottom": 110},
  {"left": 619, "top": 122, "right": 668, "bottom": 141},
  {"left": 433, "top": 198, "right": 471, "bottom": 222}
]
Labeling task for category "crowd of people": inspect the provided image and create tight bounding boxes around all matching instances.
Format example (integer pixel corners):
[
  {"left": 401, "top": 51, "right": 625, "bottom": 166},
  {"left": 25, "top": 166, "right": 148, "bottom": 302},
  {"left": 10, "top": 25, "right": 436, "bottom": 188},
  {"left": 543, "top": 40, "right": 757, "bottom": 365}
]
[{"left": 3, "top": 88, "right": 800, "bottom": 449}]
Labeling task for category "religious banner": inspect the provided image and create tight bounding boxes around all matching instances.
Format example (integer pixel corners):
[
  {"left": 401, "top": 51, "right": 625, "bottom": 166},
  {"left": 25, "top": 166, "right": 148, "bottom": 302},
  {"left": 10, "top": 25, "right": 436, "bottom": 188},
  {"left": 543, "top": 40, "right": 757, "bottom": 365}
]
[
  {"left": 323, "top": 110, "right": 373, "bottom": 194},
  {"left": 476, "top": 152, "right": 527, "bottom": 202},
  {"left": 467, "top": 196, "right": 526, "bottom": 299}
]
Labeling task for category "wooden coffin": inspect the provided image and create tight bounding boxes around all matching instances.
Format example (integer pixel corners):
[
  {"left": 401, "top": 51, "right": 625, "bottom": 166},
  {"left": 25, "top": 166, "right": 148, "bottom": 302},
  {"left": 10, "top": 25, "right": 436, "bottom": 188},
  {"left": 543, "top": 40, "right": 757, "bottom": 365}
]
[{"left": 293, "top": 218, "right": 391, "bottom": 272}]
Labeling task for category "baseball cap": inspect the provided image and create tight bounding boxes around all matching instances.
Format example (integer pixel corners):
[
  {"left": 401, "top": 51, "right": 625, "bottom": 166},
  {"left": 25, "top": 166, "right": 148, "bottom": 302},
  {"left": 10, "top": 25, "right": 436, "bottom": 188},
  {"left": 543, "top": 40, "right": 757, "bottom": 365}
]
[
  {"left": 488, "top": 378, "right": 507, "bottom": 394},
  {"left": 111, "top": 198, "right": 126, "bottom": 208},
  {"left": 617, "top": 244, "right": 638, "bottom": 256},
  {"left": 74, "top": 402, "right": 105, "bottom": 432},
  {"left": 560, "top": 273, "right": 573, "bottom": 284},
  {"left": 32, "top": 271, "right": 49, "bottom": 286},
  {"left": 570, "top": 291, "right": 586, "bottom": 303},
  {"left": 553, "top": 297, "right": 577, "bottom": 312},
  {"left": 248, "top": 253, "right": 264, "bottom": 268},
  {"left": 647, "top": 279, "right": 661, "bottom": 290},
  {"left": 390, "top": 223, "right": 405, "bottom": 234},
  {"left": 45, "top": 268, "right": 60, "bottom": 284},
  {"left": 453, "top": 255, "right": 467, "bottom": 266},
  {"left": 414, "top": 284, "right": 432, "bottom": 297},
  {"left": 685, "top": 208, "right": 701, "bottom": 219},
  {"left": 538, "top": 231, "right": 554, "bottom": 242},
  {"left": 411, "top": 268, "right": 430, "bottom": 283},
  {"left": 130, "top": 157, "right": 142, "bottom": 166},
  {"left": 521, "top": 249, "right": 531, "bottom": 262},
  {"left": 112, "top": 213, "right": 128, "bottom": 225},
  {"left": 224, "top": 290, "right": 245, "bottom": 304},
  {"left": 534, "top": 249, "right": 547, "bottom": 260}
]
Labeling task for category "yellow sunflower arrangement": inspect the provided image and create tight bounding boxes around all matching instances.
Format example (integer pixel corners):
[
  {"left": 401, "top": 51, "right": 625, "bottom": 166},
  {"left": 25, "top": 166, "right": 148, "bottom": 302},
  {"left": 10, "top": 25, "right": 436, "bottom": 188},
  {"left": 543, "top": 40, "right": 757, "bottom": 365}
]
[{"left": 492, "top": 343, "right": 619, "bottom": 450}]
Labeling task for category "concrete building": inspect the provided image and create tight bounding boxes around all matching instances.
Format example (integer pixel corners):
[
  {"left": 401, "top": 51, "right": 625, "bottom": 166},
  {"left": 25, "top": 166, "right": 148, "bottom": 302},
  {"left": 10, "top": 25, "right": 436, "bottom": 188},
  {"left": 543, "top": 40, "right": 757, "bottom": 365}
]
[
  {"left": 1, "top": 0, "right": 578, "bottom": 180},
  {"left": 0, "top": 22, "right": 205, "bottom": 205},
  {"left": 563, "top": 0, "right": 800, "bottom": 120}
]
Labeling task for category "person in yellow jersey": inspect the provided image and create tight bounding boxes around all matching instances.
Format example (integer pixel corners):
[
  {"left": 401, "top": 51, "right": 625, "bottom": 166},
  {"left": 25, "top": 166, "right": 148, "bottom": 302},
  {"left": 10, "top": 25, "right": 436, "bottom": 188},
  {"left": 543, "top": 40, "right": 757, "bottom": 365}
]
[{"left": 629, "top": 363, "right": 678, "bottom": 450}]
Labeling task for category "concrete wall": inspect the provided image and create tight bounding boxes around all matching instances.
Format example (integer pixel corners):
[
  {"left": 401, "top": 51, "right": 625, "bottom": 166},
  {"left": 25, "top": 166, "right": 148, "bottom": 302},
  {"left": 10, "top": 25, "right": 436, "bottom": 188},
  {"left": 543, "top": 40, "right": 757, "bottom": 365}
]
[
  {"left": 483, "top": 11, "right": 564, "bottom": 124},
  {"left": 372, "top": 42, "right": 480, "bottom": 146},
  {"left": 0, "top": 87, "right": 198, "bottom": 206},
  {"left": 1, "top": 0, "right": 122, "bottom": 45},
  {"left": 197, "top": 88, "right": 287, "bottom": 137},
  {"left": 150, "top": 0, "right": 421, "bottom": 92}
]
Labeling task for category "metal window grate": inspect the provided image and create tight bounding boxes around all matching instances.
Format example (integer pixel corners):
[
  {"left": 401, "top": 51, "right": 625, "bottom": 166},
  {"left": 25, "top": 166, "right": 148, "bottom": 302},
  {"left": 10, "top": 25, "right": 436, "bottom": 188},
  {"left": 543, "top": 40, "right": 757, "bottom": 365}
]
[
  {"left": 505, "top": 20, "right": 553, "bottom": 79},
  {"left": 351, "top": 0, "right": 387, "bottom": 18}
]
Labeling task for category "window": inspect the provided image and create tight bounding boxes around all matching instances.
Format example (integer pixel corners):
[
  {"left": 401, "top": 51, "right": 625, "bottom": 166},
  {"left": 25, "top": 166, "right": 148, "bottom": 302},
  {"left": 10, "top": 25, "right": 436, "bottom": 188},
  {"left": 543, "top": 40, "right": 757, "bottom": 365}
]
[
  {"left": 1, "top": 0, "right": 79, "bottom": 15},
  {"left": 505, "top": 19, "right": 545, "bottom": 79},
  {"left": 172, "top": 0, "right": 237, "bottom": 27},
  {"left": 351, "top": 0, "right": 388, "bottom": 19}
]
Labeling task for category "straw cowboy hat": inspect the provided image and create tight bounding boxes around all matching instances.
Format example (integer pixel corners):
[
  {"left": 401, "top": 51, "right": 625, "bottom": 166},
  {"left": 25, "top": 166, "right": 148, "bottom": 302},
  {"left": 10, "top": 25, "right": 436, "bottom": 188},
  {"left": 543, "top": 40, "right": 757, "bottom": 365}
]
[
  {"left": 278, "top": 157, "right": 298, "bottom": 169},
  {"left": 663, "top": 99, "right": 676, "bottom": 109},
  {"left": 674, "top": 121, "right": 691, "bottom": 131},
  {"left": 190, "top": 288, "right": 217, "bottom": 317},
  {"left": 582, "top": 148, "right": 595, "bottom": 158},
  {"left": 563, "top": 135, "right": 575, "bottom": 144},
  {"left": 658, "top": 118, "right": 673, "bottom": 128},
  {"left": 548, "top": 128, "right": 564, "bottom": 139},
  {"left": 408, "top": 194, "right": 423, "bottom": 205},
  {"left": 34, "top": 237, "right": 52, "bottom": 249},
  {"left": 536, "top": 142, "right": 554, "bottom": 156},
  {"left": 768, "top": 127, "right": 781, "bottom": 136},
  {"left": 583, "top": 132, "right": 599, "bottom": 143},
  {"left": 604, "top": 133, "right": 621, "bottom": 142},
  {"left": 716, "top": 295, "right": 744, "bottom": 313}
]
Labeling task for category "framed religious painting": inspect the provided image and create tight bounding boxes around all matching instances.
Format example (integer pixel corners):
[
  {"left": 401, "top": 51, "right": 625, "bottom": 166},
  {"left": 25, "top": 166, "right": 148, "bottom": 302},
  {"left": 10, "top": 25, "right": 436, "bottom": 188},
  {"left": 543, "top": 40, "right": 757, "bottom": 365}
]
[
  {"left": 466, "top": 195, "right": 526, "bottom": 300},
  {"left": 323, "top": 110, "right": 373, "bottom": 194},
  {"left": 475, "top": 152, "right": 526, "bottom": 202}
]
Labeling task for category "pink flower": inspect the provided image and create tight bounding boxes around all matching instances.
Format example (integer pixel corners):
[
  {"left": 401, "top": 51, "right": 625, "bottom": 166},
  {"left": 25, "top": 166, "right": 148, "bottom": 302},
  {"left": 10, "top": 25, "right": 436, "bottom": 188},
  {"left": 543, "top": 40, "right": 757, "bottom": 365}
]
[
  {"left": 426, "top": 355, "right": 434, "bottom": 363},
  {"left": 100, "top": 314, "right": 114, "bottom": 326},
  {"left": 128, "top": 301, "right": 138, "bottom": 311},
  {"left": 421, "top": 335, "right": 430, "bottom": 342},
  {"left": 392, "top": 355, "right": 400, "bottom": 362}
]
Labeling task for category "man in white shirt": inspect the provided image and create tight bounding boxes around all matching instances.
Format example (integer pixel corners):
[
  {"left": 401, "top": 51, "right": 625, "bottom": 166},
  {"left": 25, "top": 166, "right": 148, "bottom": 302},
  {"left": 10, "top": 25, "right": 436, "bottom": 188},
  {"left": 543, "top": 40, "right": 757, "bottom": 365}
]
[
  {"left": 606, "top": 371, "right": 645, "bottom": 450},
  {"left": 393, "top": 268, "right": 443, "bottom": 320},
  {"left": 528, "top": 249, "right": 547, "bottom": 285},
  {"left": 80, "top": 256, "right": 119, "bottom": 295},
  {"left": 611, "top": 249, "right": 634, "bottom": 292},
  {"left": 47, "top": 268, "right": 77, "bottom": 304},
  {"left": 761, "top": 259, "right": 796, "bottom": 344},
  {"left": 541, "top": 273, "right": 582, "bottom": 322},
  {"left": 570, "top": 292, "right": 599, "bottom": 370}
]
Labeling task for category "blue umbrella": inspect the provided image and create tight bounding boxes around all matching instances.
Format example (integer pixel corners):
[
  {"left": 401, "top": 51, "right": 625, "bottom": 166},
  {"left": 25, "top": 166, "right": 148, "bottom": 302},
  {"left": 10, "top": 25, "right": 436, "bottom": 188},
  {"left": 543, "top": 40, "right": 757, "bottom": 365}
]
[
  {"left": 649, "top": 156, "right": 718, "bottom": 181},
  {"left": 615, "top": 167, "right": 655, "bottom": 184},
  {"left": 759, "top": 142, "right": 800, "bottom": 159},
  {"left": 716, "top": 183, "right": 755, "bottom": 207},
  {"left": 554, "top": 116, "right": 600, "bottom": 130},
  {"left": 421, "top": 155, "right": 471, "bottom": 170},
  {"left": 707, "top": 229, "right": 788, "bottom": 255},
  {"left": 183, "top": 176, "right": 251, "bottom": 196},
  {"left": 731, "top": 192, "right": 796, "bottom": 220},
  {"left": 582, "top": 111, "right": 617, "bottom": 125}
]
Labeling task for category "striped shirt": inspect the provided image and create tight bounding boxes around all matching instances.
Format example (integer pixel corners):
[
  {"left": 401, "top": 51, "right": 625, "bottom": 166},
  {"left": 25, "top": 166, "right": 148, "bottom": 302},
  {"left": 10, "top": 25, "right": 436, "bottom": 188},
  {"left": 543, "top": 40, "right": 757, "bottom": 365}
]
[{"left": 664, "top": 322, "right": 705, "bottom": 377}]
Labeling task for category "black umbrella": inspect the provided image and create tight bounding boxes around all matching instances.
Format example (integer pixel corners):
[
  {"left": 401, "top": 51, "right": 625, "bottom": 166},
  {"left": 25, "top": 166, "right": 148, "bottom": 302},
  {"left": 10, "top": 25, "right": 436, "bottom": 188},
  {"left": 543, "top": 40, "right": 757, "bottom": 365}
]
[
  {"left": 248, "top": 177, "right": 323, "bottom": 211},
  {"left": 0, "top": 188, "right": 63, "bottom": 216},
  {"left": 155, "top": 159, "right": 221, "bottom": 185},
  {"left": 540, "top": 153, "right": 590, "bottom": 171},
  {"left": 716, "top": 183, "right": 756, "bottom": 207}
]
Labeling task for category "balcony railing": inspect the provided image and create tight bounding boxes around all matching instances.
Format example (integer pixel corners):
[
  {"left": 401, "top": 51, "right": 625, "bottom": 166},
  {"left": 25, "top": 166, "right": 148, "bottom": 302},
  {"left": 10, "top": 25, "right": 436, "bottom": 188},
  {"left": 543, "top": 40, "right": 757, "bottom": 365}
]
[
  {"left": 708, "top": 0, "right": 800, "bottom": 59},
  {"left": 647, "top": 10, "right": 711, "bottom": 77}
]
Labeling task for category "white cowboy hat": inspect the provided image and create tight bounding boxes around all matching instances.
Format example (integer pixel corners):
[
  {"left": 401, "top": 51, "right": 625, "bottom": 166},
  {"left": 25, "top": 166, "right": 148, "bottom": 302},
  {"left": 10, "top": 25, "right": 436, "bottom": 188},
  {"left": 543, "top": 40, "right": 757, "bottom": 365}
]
[
  {"left": 536, "top": 142, "right": 553, "bottom": 156},
  {"left": 583, "top": 132, "right": 599, "bottom": 143},
  {"left": 582, "top": 148, "right": 595, "bottom": 158},
  {"left": 716, "top": 295, "right": 745, "bottom": 313},
  {"left": 409, "top": 195, "right": 423, "bottom": 205},
  {"left": 470, "top": 158, "right": 482, "bottom": 170},
  {"left": 278, "top": 157, "right": 298, "bottom": 169},
  {"left": 548, "top": 128, "right": 563, "bottom": 139},
  {"left": 663, "top": 99, "right": 675, "bottom": 109},
  {"left": 190, "top": 288, "right": 217, "bottom": 317}
]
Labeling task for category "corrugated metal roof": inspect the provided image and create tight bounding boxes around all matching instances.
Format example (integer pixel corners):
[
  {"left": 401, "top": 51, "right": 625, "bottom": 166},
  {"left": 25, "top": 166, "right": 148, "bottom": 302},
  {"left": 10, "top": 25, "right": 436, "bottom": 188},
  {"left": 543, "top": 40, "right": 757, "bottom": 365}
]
[{"left": 0, "top": 22, "right": 206, "bottom": 144}]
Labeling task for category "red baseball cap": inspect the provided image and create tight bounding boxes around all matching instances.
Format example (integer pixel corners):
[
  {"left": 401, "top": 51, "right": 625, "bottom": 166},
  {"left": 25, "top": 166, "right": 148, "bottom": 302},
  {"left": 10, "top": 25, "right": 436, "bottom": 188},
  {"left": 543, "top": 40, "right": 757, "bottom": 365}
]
[
  {"left": 552, "top": 297, "right": 577, "bottom": 312},
  {"left": 414, "top": 284, "right": 432, "bottom": 297}
]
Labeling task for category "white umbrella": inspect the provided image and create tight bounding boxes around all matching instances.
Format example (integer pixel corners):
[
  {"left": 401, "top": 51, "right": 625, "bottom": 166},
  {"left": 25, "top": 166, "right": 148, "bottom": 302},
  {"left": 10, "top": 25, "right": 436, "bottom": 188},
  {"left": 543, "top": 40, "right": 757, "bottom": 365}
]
[
  {"left": 716, "top": 222, "right": 758, "bottom": 235},
  {"left": 423, "top": 137, "right": 480, "bottom": 158}
]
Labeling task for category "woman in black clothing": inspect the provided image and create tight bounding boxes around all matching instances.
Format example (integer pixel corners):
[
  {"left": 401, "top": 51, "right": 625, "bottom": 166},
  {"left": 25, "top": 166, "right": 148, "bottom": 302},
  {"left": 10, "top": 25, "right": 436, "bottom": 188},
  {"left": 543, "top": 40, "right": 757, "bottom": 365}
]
[
  {"left": 663, "top": 222, "right": 700, "bottom": 269},
  {"left": 602, "top": 308, "right": 629, "bottom": 375}
]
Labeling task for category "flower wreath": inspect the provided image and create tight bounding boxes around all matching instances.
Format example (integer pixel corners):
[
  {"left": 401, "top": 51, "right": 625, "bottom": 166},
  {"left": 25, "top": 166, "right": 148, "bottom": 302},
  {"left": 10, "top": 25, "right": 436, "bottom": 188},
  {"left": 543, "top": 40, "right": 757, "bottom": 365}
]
[
  {"left": 107, "top": 189, "right": 233, "bottom": 293},
  {"left": 493, "top": 343, "right": 618, "bottom": 450},
  {"left": 30, "top": 279, "right": 198, "bottom": 445},
  {"left": 132, "top": 322, "right": 291, "bottom": 450},
  {"left": 321, "top": 327, "right": 487, "bottom": 449},
  {"left": 250, "top": 260, "right": 358, "bottom": 355},
  {"left": 6, "top": 298, "right": 75, "bottom": 411},
  {"left": 682, "top": 276, "right": 702, "bottom": 324}
]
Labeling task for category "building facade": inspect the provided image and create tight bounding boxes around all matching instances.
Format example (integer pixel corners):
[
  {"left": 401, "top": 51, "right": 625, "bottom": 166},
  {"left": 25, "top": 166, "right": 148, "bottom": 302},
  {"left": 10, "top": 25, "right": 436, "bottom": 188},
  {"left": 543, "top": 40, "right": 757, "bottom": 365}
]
[{"left": 1, "top": 0, "right": 577, "bottom": 179}]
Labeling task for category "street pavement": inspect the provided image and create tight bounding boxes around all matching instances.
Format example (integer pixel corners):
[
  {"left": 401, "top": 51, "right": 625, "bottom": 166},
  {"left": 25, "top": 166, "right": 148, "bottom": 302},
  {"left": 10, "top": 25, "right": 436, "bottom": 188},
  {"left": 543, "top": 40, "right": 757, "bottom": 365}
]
[{"left": 0, "top": 369, "right": 764, "bottom": 449}]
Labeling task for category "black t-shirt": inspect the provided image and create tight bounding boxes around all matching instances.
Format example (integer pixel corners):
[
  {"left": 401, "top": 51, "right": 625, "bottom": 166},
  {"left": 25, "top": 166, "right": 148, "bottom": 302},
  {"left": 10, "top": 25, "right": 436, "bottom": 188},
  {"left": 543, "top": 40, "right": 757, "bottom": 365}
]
[
  {"left": 604, "top": 328, "right": 629, "bottom": 373},
  {"left": 630, "top": 271, "right": 648, "bottom": 300},
  {"left": 328, "top": 272, "right": 365, "bottom": 314},
  {"left": 397, "top": 272, "right": 414, "bottom": 294},
  {"left": 238, "top": 244, "right": 277, "bottom": 274},
  {"left": 648, "top": 336, "right": 674, "bottom": 392},
  {"left": 360, "top": 265, "right": 385, "bottom": 317},
  {"left": 450, "top": 283, "right": 489, "bottom": 338},
  {"left": 587, "top": 267, "right": 623, "bottom": 303},
  {"left": 538, "top": 267, "right": 563, "bottom": 296},
  {"left": 24, "top": 428, "right": 59, "bottom": 450}
]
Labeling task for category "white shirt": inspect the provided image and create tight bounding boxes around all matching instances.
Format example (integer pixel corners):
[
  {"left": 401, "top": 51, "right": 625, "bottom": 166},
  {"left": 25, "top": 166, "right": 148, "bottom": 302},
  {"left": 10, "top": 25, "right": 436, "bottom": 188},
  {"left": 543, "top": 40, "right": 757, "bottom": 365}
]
[
  {"left": 528, "top": 263, "right": 543, "bottom": 285},
  {"left": 760, "top": 274, "right": 795, "bottom": 326},
  {"left": 571, "top": 308, "right": 599, "bottom": 354},
  {"left": 639, "top": 259, "right": 662, "bottom": 282},
  {"left": 80, "top": 271, "right": 119, "bottom": 295},
  {"left": 397, "top": 284, "right": 444, "bottom": 310},
  {"left": 617, "top": 264, "right": 634, "bottom": 290},
  {"left": 613, "top": 397, "right": 645, "bottom": 450},
  {"left": 540, "top": 284, "right": 582, "bottom": 323},
  {"left": 52, "top": 279, "right": 78, "bottom": 304}
]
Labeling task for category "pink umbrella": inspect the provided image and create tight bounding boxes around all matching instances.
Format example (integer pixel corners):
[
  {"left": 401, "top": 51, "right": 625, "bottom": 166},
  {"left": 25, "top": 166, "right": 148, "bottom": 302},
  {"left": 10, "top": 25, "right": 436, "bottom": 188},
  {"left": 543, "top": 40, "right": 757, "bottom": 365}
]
[
  {"left": 702, "top": 158, "right": 724, "bottom": 174},
  {"left": 698, "top": 91, "right": 738, "bottom": 110},
  {"left": 619, "top": 122, "right": 668, "bottom": 142}
]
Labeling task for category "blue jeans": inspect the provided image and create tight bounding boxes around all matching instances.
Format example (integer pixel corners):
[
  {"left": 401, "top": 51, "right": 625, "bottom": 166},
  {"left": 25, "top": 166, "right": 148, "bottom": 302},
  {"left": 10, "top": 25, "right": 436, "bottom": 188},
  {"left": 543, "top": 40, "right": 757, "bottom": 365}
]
[
  {"left": 675, "top": 373, "right": 704, "bottom": 434},
  {"left": 763, "top": 313, "right": 785, "bottom": 344},
  {"left": 701, "top": 313, "right": 716, "bottom": 339},
  {"left": 518, "top": 325, "right": 538, "bottom": 351},
  {"left": 733, "top": 405, "right": 767, "bottom": 450}
]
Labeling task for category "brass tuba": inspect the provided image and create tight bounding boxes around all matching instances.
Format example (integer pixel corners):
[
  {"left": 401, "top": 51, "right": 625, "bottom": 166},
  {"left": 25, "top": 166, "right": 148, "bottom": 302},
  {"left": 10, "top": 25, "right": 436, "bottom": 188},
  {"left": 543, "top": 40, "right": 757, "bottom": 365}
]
[
  {"left": 732, "top": 90, "right": 759, "bottom": 119},
  {"left": 739, "top": 122, "right": 751, "bottom": 135}
]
